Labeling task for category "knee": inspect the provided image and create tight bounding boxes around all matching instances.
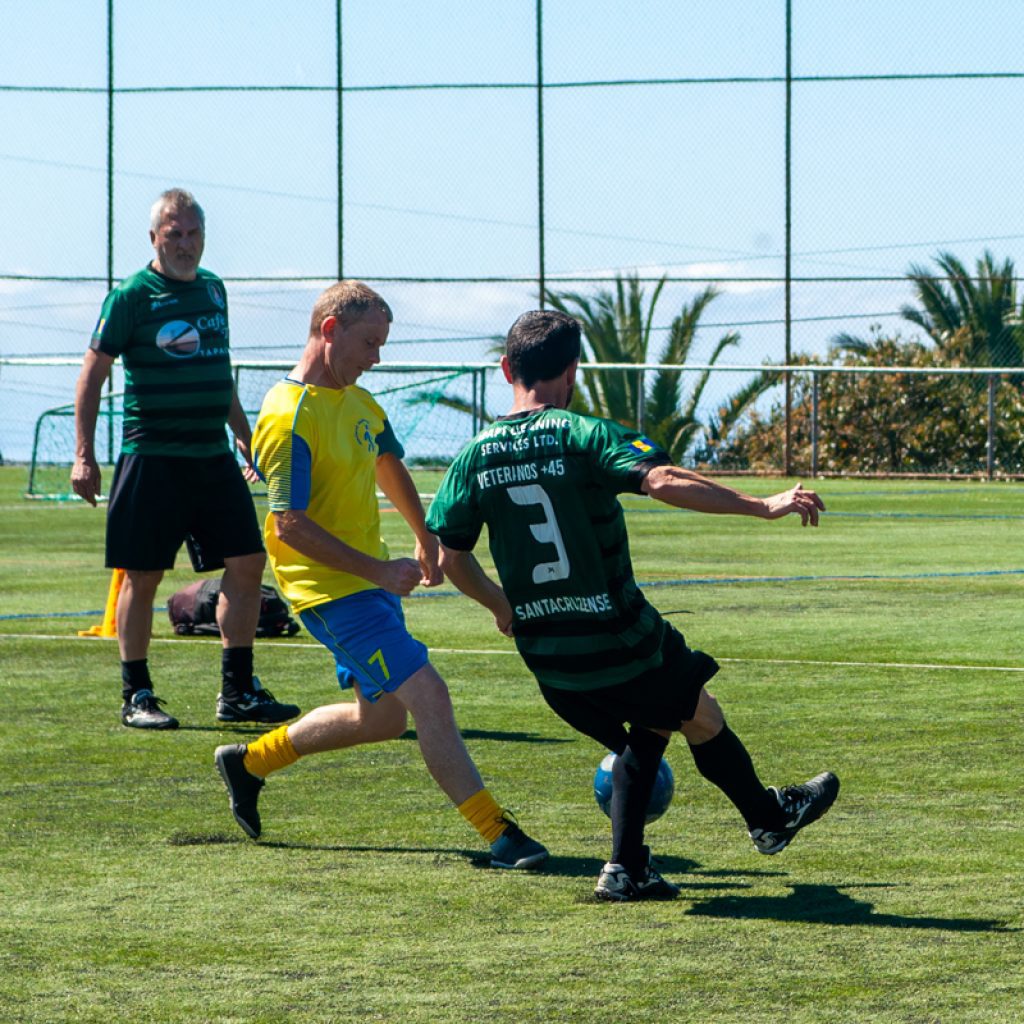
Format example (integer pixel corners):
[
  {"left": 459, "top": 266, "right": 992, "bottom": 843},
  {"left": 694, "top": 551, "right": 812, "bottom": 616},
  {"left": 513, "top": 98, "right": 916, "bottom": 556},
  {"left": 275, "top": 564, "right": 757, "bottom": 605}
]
[
  {"left": 223, "top": 551, "right": 265, "bottom": 585},
  {"left": 398, "top": 665, "right": 454, "bottom": 718},
  {"left": 360, "top": 700, "right": 409, "bottom": 743},
  {"left": 682, "top": 690, "right": 724, "bottom": 744},
  {"left": 379, "top": 701, "right": 410, "bottom": 741},
  {"left": 124, "top": 570, "right": 163, "bottom": 599}
]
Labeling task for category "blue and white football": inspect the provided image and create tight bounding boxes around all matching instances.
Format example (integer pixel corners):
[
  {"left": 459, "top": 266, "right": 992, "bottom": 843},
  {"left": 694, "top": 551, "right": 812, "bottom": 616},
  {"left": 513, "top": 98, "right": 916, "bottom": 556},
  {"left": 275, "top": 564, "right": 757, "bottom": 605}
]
[{"left": 593, "top": 752, "right": 675, "bottom": 824}]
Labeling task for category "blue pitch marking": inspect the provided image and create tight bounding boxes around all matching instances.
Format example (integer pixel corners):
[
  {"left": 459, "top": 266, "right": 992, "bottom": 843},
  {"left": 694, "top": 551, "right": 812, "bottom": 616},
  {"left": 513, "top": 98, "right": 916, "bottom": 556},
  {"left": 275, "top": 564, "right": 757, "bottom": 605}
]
[
  {"left": 0, "top": 609, "right": 106, "bottom": 621},
  {"left": 639, "top": 568, "right": 1024, "bottom": 587},
  {"left": 622, "top": 507, "right": 1024, "bottom": 521},
  {"left": 6, "top": 565, "right": 1023, "bottom": 623},
  {"left": 828, "top": 511, "right": 1024, "bottom": 521}
]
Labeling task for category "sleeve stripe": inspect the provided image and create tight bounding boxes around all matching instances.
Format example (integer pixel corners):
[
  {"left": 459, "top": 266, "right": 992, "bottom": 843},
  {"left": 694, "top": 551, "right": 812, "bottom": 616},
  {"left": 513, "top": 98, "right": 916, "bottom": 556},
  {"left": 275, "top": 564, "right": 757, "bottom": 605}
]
[
  {"left": 289, "top": 434, "right": 312, "bottom": 509},
  {"left": 376, "top": 418, "right": 405, "bottom": 459}
]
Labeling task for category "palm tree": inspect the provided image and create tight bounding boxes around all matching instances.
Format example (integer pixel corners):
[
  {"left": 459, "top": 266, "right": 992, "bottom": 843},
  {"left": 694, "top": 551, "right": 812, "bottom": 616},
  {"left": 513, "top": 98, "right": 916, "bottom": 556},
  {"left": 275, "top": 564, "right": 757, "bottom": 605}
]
[
  {"left": 900, "top": 251, "right": 1024, "bottom": 366},
  {"left": 545, "top": 273, "right": 778, "bottom": 462}
]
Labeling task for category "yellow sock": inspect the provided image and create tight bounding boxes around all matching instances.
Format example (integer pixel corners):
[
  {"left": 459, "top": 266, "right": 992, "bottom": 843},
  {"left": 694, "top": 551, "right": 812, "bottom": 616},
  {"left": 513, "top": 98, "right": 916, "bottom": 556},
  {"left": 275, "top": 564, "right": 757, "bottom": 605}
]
[
  {"left": 243, "top": 725, "right": 299, "bottom": 778},
  {"left": 457, "top": 788, "right": 507, "bottom": 843}
]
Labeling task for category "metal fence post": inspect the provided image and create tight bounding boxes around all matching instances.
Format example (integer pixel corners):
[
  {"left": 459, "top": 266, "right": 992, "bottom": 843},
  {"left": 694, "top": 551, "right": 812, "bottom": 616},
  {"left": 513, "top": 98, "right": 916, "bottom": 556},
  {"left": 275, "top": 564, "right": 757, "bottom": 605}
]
[
  {"left": 986, "top": 373, "right": 996, "bottom": 480},
  {"left": 810, "top": 370, "right": 819, "bottom": 478},
  {"left": 637, "top": 367, "right": 646, "bottom": 434}
]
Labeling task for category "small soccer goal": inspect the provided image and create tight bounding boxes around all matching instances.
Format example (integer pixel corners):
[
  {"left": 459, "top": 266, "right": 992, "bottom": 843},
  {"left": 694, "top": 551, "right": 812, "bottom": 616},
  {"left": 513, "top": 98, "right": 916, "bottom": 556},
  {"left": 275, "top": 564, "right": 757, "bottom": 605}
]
[{"left": 26, "top": 398, "right": 123, "bottom": 500}]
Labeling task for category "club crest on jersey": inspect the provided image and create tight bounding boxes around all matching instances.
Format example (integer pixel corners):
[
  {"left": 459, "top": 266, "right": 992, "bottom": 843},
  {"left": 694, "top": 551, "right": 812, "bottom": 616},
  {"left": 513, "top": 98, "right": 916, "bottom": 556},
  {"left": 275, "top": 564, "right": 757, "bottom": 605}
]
[
  {"left": 354, "top": 418, "right": 378, "bottom": 453},
  {"left": 207, "top": 282, "right": 226, "bottom": 309},
  {"left": 155, "top": 319, "right": 201, "bottom": 358},
  {"left": 629, "top": 436, "right": 656, "bottom": 454}
]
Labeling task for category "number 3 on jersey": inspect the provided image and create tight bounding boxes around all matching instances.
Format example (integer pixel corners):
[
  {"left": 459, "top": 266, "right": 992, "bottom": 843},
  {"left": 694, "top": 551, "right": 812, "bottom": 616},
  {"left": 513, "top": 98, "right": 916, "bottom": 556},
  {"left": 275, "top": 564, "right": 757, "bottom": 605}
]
[{"left": 507, "top": 483, "right": 570, "bottom": 583}]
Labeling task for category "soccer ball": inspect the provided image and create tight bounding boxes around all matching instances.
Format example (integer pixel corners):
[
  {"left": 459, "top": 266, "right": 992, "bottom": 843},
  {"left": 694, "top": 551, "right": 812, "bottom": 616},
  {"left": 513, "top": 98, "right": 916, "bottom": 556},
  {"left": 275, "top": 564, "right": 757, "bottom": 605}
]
[{"left": 593, "top": 752, "right": 675, "bottom": 824}]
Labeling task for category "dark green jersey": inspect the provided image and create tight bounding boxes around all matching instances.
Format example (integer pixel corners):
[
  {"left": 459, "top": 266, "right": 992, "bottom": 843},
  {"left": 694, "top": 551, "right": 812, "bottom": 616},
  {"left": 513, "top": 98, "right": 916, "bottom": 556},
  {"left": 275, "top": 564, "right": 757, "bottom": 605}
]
[
  {"left": 89, "top": 264, "right": 233, "bottom": 457},
  {"left": 427, "top": 407, "right": 672, "bottom": 690}
]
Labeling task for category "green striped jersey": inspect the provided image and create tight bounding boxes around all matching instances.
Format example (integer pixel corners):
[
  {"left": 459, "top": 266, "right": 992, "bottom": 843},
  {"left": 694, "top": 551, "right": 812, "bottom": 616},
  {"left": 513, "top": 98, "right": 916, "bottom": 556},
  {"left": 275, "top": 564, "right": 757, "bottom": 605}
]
[
  {"left": 90, "top": 264, "right": 233, "bottom": 457},
  {"left": 426, "top": 407, "right": 671, "bottom": 690}
]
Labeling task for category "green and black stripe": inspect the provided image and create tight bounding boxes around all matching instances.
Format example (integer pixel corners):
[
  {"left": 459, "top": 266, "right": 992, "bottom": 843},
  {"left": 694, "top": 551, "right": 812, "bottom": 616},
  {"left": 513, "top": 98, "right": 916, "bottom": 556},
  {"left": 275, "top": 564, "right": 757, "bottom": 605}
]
[
  {"left": 427, "top": 407, "right": 672, "bottom": 691},
  {"left": 90, "top": 265, "right": 234, "bottom": 458}
]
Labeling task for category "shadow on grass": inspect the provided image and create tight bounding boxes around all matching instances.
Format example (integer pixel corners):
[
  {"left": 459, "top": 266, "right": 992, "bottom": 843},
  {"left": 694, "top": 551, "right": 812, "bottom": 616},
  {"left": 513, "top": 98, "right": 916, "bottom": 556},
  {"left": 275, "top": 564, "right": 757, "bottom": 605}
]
[
  {"left": 179, "top": 725, "right": 270, "bottom": 735},
  {"left": 400, "top": 728, "right": 572, "bottom": 744},
  {"left": 686, "top": 883, "right": 1015, "bottom": 932},
  {"left": 165, "top": 836, "right": 788, "bottom": 889},
  {"left": 178, "top": 726, "right": 570, "bottom": 744}
]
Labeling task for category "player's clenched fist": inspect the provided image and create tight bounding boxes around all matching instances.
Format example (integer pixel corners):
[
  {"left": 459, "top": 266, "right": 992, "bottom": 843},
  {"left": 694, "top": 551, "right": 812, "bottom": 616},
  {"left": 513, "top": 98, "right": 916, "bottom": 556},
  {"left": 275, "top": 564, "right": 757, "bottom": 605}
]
[{"left": 379, "top": 557, "right": 425, "bottom": 596}]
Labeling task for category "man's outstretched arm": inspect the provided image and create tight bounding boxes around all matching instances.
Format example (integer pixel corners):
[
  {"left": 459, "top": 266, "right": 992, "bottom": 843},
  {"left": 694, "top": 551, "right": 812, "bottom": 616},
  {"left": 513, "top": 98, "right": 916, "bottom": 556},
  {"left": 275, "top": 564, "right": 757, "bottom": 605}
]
[{"left": 641, "top": 465, "right": 825, "bottom": 526}]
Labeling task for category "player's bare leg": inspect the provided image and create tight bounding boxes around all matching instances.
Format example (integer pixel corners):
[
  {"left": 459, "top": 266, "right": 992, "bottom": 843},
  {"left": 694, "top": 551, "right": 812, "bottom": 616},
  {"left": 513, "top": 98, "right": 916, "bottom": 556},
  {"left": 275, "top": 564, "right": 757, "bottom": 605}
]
[
  {"left": 677, "top": 687, "right": 723, "bottom": 743},
  {"left": 118, "top": 569, "right": 178, "bottom": 728},
  {"left": 288, "top": 689, "right": 408, "bottom": 754},
  {"left": 216, "top": 662, "right": 546, "bottom": 865},
  {"left": 117, "top": 569, "right": 162, "bottom": 662},
  {"left": 393, "top": 663, "right": 548, "bottom": 868},
  {"left": 217, "top": 552, "right": 265, "bottom": 645},
  {"left": 392, "top": 663, "right": 483, "bottom": 805}
]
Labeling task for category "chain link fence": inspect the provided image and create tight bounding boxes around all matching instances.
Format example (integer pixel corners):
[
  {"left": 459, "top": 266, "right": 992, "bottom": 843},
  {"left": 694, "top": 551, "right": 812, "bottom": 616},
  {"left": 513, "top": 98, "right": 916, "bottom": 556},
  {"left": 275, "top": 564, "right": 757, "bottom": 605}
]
[
  {"left": 3, "top": 2, "right": 1023, "bottom": 475},
  {"left": 16, "top": 358, "right": 1024, "bottom": 499}
]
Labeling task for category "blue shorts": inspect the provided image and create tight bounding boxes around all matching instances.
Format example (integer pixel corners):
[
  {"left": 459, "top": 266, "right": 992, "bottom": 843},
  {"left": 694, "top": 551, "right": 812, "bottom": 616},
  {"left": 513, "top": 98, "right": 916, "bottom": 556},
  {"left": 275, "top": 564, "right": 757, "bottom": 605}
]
[{"left": 299, "top": 589, "right": 429, "bottom": 702}]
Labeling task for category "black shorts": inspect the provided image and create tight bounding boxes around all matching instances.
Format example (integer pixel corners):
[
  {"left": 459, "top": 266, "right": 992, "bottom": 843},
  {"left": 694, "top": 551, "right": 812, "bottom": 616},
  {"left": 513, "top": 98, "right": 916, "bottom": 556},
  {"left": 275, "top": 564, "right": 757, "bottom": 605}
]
[
  {"left": 105, "top": 452, "right": 264, "bottom": 572},
  {"left": 538, "top": 624, "right": 719, "bottom": 754}
]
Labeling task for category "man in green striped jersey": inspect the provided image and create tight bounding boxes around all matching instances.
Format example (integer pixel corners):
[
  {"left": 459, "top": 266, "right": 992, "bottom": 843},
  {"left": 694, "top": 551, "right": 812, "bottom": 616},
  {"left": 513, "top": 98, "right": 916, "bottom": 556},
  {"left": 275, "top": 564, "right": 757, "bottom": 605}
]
[
  {"left": 427, "top": 309, "right": 839, "bottom": 902},
  {"left": 72, "top": 189, "right": 300, "bottom": 731}
]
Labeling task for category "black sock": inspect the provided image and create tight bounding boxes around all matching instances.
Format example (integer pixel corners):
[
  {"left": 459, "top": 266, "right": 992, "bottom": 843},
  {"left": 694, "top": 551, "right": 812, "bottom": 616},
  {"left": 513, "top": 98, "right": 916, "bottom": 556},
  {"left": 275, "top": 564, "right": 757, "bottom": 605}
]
[
  {"left": 221, "top": 647, "right": 254, "bottom": 702},
  {"left": 688, "top": 723, "right": 785, "bottom": 830},
  {"left": 121, "top": 659, "right": 152, "bottom": 702},
  {"left": 610, "top": 727, "right": 670, "bottom": 875}
]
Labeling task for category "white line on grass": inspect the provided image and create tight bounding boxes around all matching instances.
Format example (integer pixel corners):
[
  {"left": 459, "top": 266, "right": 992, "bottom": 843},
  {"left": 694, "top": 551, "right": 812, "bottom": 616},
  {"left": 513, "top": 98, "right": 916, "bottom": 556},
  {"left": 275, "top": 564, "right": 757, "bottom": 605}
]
[{"left": 3, "top": 632, "right": 1022, "bottom": 673}]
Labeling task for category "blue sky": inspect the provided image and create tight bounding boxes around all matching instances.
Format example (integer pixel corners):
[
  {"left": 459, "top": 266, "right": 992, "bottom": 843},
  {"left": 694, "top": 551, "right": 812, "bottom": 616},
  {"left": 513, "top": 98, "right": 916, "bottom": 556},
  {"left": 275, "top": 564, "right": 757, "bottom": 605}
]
[{"left": 2, "top": 1, "right": 1023, "bottom": 458}]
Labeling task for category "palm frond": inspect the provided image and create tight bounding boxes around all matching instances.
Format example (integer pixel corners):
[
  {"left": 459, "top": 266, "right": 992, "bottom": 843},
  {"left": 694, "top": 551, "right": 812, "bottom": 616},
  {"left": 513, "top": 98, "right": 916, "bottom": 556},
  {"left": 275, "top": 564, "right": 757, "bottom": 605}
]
[
  {"left": 546, "top": 273, "right": 776, "bottom": 462},
  {"left": 830, "top": 333, "right": 872, "bottom": 357},
  {"left": 904, "top": 250, "right": 1021, "bottom": 365}
]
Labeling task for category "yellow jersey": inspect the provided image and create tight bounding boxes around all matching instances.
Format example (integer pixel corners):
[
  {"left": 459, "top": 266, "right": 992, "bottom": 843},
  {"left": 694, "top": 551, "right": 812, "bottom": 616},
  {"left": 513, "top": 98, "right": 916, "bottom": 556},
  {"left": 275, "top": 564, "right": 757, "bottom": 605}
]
[{"left": 252, "top": 378, "right": 404, "bottom": 612}]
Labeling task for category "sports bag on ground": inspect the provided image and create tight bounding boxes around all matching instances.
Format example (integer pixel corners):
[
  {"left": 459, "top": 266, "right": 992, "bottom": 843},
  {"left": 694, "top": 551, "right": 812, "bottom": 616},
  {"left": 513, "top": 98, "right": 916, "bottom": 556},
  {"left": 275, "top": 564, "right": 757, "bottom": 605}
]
[{"left": 167, "top": 578, "right": 301, "bottom": 638}]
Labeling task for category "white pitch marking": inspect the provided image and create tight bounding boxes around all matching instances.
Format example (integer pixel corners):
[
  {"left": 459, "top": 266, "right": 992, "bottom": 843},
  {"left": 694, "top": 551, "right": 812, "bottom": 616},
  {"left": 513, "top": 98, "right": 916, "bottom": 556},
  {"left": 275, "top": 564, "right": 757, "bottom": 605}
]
[{"left": 2, "top": 633, "right": 1022, "bottom": 673}]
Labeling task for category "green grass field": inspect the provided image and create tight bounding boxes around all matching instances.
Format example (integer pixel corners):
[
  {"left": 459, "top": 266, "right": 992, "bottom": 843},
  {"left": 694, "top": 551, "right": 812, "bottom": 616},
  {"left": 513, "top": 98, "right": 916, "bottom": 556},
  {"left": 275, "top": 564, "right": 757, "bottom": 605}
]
[{"left": 1, "top": 465, "right": 1021, "bottom": 1023}]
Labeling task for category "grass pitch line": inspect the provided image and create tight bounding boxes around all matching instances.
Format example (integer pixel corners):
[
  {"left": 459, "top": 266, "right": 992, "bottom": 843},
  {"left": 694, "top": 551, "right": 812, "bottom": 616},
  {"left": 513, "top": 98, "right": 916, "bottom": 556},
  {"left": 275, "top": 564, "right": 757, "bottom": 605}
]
[
  {"left": 4, "top": 632, "right": 1023, "bottom": 674},
  {"left": 715, "top": 656, "right": 1024, "bottom": 674}
]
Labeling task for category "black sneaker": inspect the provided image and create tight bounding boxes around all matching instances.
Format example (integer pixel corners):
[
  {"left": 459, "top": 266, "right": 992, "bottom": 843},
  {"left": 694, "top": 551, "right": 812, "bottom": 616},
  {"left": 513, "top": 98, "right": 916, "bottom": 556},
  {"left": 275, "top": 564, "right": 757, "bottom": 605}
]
[
  {"left": 750, "top": 771, "right": 840, "bottom": 855},
  {"left": 594, "top": 848, "right": 680, "bottom": 902},
  {"left": 216, "top": 677, "right": 300, "bottom": 724},
  {"left": 214, "top": 743, "right": 264, "bottom": 839},
  {"left": 489, "top": 811, "right": 549, "bottom": 870},
  {"left": 121, "top": 689, "right": 179, "bottom": 730}
]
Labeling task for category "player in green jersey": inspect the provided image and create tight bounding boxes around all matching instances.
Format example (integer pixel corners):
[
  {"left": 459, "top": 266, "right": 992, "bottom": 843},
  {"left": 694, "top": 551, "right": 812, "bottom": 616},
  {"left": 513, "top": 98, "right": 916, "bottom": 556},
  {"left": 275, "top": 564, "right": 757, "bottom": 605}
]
[
  {"left": 427, "top": 309, "right": 839, "bottom": 902},
  {"left": 71, "top": 189, "right": 300, "bottom": 731}
]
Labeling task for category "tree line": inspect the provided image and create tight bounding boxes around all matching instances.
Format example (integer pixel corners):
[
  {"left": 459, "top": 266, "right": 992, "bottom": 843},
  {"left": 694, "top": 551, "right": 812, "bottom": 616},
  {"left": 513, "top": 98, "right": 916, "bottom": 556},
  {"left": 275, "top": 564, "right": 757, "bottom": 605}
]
[{"left": 544, "top": 252, "right": 1024, "bottom": 476}]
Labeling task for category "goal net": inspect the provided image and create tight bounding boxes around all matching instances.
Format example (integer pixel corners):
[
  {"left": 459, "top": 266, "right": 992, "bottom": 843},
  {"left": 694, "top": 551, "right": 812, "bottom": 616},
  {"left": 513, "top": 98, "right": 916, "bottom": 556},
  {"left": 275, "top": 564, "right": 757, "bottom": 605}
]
[{"left": 26, "top": 364, "right": 495, "bottom": 499}]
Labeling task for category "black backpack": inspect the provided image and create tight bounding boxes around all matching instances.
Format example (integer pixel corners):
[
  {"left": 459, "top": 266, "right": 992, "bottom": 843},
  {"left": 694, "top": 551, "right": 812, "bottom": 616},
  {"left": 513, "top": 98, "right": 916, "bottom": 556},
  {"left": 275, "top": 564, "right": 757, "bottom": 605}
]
[{"left": 168, "top": 578, "right": 301, "bottom": 638}]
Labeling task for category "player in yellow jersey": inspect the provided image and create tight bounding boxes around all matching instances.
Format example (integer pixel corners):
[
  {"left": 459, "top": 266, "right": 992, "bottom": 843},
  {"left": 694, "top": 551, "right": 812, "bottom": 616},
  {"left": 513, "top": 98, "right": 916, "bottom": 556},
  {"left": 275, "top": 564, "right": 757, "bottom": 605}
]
[{"left": 214, "top": 281, "right": 547, "bottom": 869}]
